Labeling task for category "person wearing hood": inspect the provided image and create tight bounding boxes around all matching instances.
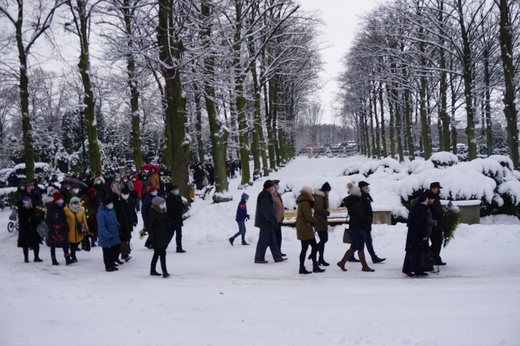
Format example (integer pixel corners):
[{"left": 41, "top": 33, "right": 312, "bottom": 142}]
[
  {"left": 64, "top": 197, "right": 89, "bottom": 263},
  {"left": 229, "top": 193, "right": 250, "bottom": 246},
  {"left": 314, "top": 182, "right": 331, "bottom": 266},
  {"left": 147, "top": 196, "right": 171, "bottom": 278},
  {"left": 17, "top": 196, "right": 43, "bottom": 263},
  {"left": 402, "top": 195, "right": 432, "bottom": 276},
  {"left": 254, "top": 180, "right": 285, "bottom": 264},
  {"left": 166, "top": 185, "right": 187, "bottom": 253},
  {"left": 92, "top": 175, "right": 109, "bottom": 200},
  {"left": 142, "top": 185, "right": 159, "bottom": 249},
  {"left": 337, "top": 183, "right": 375, "bottom": 273},
  {"left": 45, "top": 192, "right": 73, "bottom": 265},
  {"left": 97, "top": 196, "right": 121, "bottom": 272},
  {"left": 115, "top": 187, "right": 138, "bottom": 261},
  {"left": 296, "top": 186, "right": 325, "bottom": 274}
]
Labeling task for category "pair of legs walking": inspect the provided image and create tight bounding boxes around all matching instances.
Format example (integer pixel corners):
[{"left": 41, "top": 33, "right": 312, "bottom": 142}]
[
  {"left": 254, "top": 227, "right": 284, "bottom": 263},
  {"left": 337, "top": 229, "right": 374, "bottom": 272},
  {"left": 230, "top": 220, "right": 249, "bottom": 245},
  {"left": 103, "top": 244, "right": 121, "bottom": 272},
  {"left": 50, "top": 246, "right": 71, "bottom": 265},
  {"left": 299, "top": 238, "right": 325, "bottom": 274},
  {"left": 150, "top": 248, "right": 169, "bottom": 278}
]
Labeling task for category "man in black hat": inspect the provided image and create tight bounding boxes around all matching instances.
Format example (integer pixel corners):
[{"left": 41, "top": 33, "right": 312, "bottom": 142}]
[
  {"left": 166, "top": 185, "right": 187, "bottom": 253},
  {"left": 358, "top": 181, "right": 386, "bottom": 264},
  {"left": 254, "top": 180, "right": 285, "bottom": 263},
  {"left": 428, "top": 182, "right": 446, "bottom": 265}
]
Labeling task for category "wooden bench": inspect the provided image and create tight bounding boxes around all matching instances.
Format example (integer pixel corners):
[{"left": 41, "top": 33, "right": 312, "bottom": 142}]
[
  {"left": 195, "top": 186, "right": 214, "bottom": 200},
  {"left": 282, "top": 207, "right": 349, "bottom": 226}
]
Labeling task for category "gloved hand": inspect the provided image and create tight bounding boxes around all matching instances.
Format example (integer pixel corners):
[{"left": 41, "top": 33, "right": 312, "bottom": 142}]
[{"left": 246, "top": 215, "right": 250, "bottom": 221}]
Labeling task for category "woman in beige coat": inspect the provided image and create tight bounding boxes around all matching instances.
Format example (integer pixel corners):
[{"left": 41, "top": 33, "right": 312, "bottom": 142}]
[
  {"left": 296, "top": 186, "right": 325, "bottom": 275},
  {"left": 64, "top": 197, "right": 89, "bottom": 263}
]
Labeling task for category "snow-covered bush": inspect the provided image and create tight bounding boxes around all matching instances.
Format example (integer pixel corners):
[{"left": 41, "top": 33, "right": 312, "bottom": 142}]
[{"left": 430, "top": 151, "right": 458, "bottom": 168}]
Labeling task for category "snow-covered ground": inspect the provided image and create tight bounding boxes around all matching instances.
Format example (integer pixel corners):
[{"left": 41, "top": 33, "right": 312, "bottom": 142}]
[{"left": 1, "top": 156, "right": 519, "bottom": 346}]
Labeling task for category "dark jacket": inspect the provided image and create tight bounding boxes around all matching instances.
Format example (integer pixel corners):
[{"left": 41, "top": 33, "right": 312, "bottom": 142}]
[
  {"left": 341, "top": 194, "right": 372, "bottom": 231},
  {"left": 17, "top": 202, "right": 41, "bottom": 248},
  {"left": 115, "top": 196, "right": 137, "bottom": 242},
  {"left": 405, "top": 203, "right": 430, "bottom": 253},
  {"left": 97, "top": 205, "right": 121, "bottom": 248},
  {"left": 428, "top": 190, "right": 445, "bottom": 234},
  {"left": 148, "top": 205, "right": 172, "bottom": 250},
  {"left": 254, "top": 189, "right": 278, "bottom": 230},
  {"left": 235, "top": 193, "right": 249, "bottom": 222},
  {"left": 45, "top": 202, "right": 69, "bottom": 248},
  {"left": 359, "top": 191, "right": 374, "bottom": 231},
  {"left": 141, "top": 194, "right": 154, "bottom": 227},
  {"left": 313, "top": 189, "right": 329, "bottom": 232},
  {"left": 166, "top": 193, "right": 185, "bottom": 228}
]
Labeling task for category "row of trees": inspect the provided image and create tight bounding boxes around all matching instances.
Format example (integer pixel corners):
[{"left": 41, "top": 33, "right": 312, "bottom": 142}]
[
  {"left": 337, "top": 0, "right": 519, "bottom": 168},
  {"left": 0, "top": 0, "right": 322, "bottom": 200}
]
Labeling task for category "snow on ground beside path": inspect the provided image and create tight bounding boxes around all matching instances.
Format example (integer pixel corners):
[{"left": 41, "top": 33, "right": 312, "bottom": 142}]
[{"left": 0, "top": 156, "right": 519, "bottom": 346}]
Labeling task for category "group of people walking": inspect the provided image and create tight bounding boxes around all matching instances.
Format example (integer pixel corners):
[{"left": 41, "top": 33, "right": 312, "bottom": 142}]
[{"left": 12, "top": 167, "right": 187, "bottom": 279}]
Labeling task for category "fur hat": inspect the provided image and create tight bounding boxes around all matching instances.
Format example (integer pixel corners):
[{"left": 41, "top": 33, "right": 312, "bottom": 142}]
[
  {"left": 263, "top": 180, "right": 274, "bottom": 189},
  {"left": 301, "top": 186, "right": 313, "bottom": 196},
  {"left": 152, "top": 196, "right": 165, "bottom": 206},
  {"left": 321, "top": 182, "right": 331, "bottom": 192},
  {"left": 347, "top": 183, "right": 360, "bottom": 196}
]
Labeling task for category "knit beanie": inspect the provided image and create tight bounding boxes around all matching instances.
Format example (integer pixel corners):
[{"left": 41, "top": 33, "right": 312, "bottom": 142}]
[
  {"left": 102, "top": 196, "right": 113, "bottom": 206},
  {"left": 321, "top": 182, "right": 331, "bottom": 191},
  {"left": 53, "top": 192, "right": 64, "bottom": 202},
  {"left": 152, "top": 196, "right": 165, "bottom": 206},
  {"left": 147, "top": 185, "right": 158, "bottom": 193},
  {"left": 87, "top": 188, "right": 97, "bottom": 197}
]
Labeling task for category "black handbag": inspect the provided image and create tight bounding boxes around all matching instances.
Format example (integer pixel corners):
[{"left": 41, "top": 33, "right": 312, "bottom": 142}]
[
  {"left": 81, "top": 236, "right": 91, "bottom": 252},
  {"left": 343, "top": 227, "right": 352, "bottom": 244},
  {"left": 419, "top": 242, "right": 435, "bottom": 269}
]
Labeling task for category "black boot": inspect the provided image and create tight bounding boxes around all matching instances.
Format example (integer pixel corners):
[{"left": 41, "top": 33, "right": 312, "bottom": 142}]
[
  {"left": 150, "top": 270, "right": 161, "bottom": 276},
  {"left": 52, "top": 257, "right": 60, "bottom": 266},
  {"left": 229, "top": 237, "right": 234, "bottom": 246},
  {"left": 299, "top": 265, "right": 312, "bottom": 274},
  {"left": 65, "top": 255, "right": 73, "bottom": 265},
  {"left": 241, "top": 240, "right": 250, "bottom": 245},
  {"left": 91, "top": 238, "right": 97, "bottom": 247},
  {"left": 372, "top": 256, "right": 386, "bottom": 264},
  {"left": 348, "top": 256, "right": 360, "bottom": 262},
  {"left": 313, "top": 264, "right": 325, "bottom": 273},
  {"left": 318, "top": 258, "right": 330, "bottom": 266},
  {"left": 163, "top": 272, "right": 170, "bottom": 278}
]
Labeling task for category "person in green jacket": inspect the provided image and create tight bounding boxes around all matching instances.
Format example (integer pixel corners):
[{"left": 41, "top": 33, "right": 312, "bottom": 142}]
[{"left": 313, "top": 182, "right": 331, "bottom": 266}]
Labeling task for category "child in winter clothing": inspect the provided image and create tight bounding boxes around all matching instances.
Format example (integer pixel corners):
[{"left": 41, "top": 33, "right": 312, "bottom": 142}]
[{"left": 229, "top": 193, "right": 250, "bottom": 246}]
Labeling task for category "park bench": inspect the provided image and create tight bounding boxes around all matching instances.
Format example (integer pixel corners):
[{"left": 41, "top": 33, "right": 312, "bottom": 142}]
[{"left": 195, "top": 186, "right": 214, "bottom": 200}]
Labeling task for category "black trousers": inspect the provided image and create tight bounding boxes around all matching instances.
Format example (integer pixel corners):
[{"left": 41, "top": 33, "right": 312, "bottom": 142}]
[
  {"left": 299, "top": 238, "right": 318, "bottom": 267},
  {"left": 151, "top": 248, "right": 167, "bottom": 273},
  {"left": 430, "top": 229, "right": 443, "bottom": 263},
  {"left": 102, "top": 245, "right": 120, "bottom": 269},
  {"left": 275, "top": 222, "right": 283, "bottom": 251},
  {"left": 172, "top": 226, "right": 183, "bottom": 251}
]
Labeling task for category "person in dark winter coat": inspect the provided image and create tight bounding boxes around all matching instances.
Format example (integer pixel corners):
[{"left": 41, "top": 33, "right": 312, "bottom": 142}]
[
  {"left": 337, "top": 184, "right": 375, "bottom": 272},
  {"left": 17, "top": 197, "right": 43, "bottom": 263},
  {"left": 115, "top": 187, "right": 138, "bottom": 261},
  {"left": 97, "top": 196, "right": 121, "bottom": 272},
  {"left": 314, "top": 182, "right": 331, "bottom": 266},
  {"left": 147, "top": 197, "right": 171, "bottom": 278},
  {"left": 296, "top": 187, "right": 325, "bottom": 274},
  {"left": 254, "top": 180, "right": 285, "bottom": 264},
  {"left": 85, "top": 188, "right": 100, "bottom": 247},
  {"left": 428, "top": 182, "right": 446, "bottom": 265},
  {"left": 229, "top": 193, "right": 250, "bottom": 246},
  {"left": 358, "top": 181, "right": 386, "bottom": 263},
  {"left": 402, "top": 195, "right": 432, "bottom": 277},
  {"left": 45, "top": 192, "right": 73, "bottom": 265},
  {"left": 165, "top": 185, "right": 186, "bottom": 253},
  {"left": 142, "top": 185, "right": 158, "bottom": 249},
  {"left": 131, "top": 174, "right": 142, "bottom": 212}
]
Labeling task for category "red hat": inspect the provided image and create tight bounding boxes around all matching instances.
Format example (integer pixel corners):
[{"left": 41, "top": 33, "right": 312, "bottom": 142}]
[
  {"left": 87, "top": 188, "right": 97, "bottom": 197},
  {"left": 53, "top": 192, "right": 64, "bottom": 202},
  {"left": 147, "top": 186, "right": 158, "bottom": 193}
]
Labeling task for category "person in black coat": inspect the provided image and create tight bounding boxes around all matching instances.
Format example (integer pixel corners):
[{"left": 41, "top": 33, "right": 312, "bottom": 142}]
[
  {"left": 17, "top": 197, "right": 43, "bottom": 263},
  {"left": 253, "top": 180, "right": 284, "bottom": 263},
  {"left": 427, "top": 182, "right": 446, "bottom": 265},
  {"left": 166, "top": 185, "right": 186, "bottom": 253},
  {"left": 337, "top": 184, "right": 374, "bottom": 272},
  {"left": 402, "top": 195, "right": 433, "bottom": 277},
  {"left": 115, "top": 187, "right": 138, "bottom": 261},
  {"left": 147, "top": 197, "right": 171, "bottom": 278},
  {"left": 358, "top": 181, "right": 386, "bottom": 263},
  {"left": 45, "top": 192, "right": 73, "bottom": 265},
  {"left": 142, "top": 185, "right": 158, "bottom": 249}
]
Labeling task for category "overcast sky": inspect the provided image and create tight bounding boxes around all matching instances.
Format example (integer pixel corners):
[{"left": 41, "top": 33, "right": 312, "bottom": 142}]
[{"left": 296, "top": 0, "right": 381, "bottom": 124}]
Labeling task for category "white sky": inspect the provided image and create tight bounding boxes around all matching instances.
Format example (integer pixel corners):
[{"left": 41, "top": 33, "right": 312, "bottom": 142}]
[{"left": 296, "top": 0, "right": 381, "bottom": 124}]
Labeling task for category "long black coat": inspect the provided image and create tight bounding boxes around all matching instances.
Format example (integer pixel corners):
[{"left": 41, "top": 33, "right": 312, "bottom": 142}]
[
  {"left": 405, "top": 204, "right": 430, "bottom": 254},
  {"left": 429, "top": 192, "right": 445, "bottom": 235},
  {"left": 147, "top": 206, "right": 172, "bottom": 250},
  {"left": 45, "top": 203, "right": 69, "bottom": 248},
  {"left": 166, "top": 193, "right": 184, "bottom": 228},
  {"left": 254, "top": 189, "right": 277, "bottom": 230},
  {"left": 341, "top": 194, "right": 372, "bottom": 231},
  {"left": 17, "top": 203, "right": 41, "bottom": 248},
  {"left": 359, "top": 191, "right": 374, "bottom": 231},
  {"left": 141, "top": 194, "right": 154, "bottom": 227},
  {"left": 115, "top": 197, "right": 137, "bottom": 242}
]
